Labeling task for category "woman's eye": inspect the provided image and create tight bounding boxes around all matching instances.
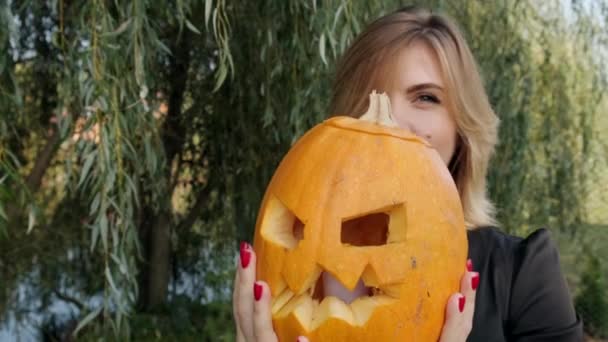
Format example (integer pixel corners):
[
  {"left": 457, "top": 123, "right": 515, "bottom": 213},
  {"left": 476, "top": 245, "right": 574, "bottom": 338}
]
[{"left": 416, "top": 94, "right": 441, "bottom": 104}]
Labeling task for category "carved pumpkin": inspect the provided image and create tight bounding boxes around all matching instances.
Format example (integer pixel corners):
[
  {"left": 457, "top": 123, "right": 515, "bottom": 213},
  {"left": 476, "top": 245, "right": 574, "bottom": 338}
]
[{"left": 253, "top": 93, "right": 467, "bottom": 341}]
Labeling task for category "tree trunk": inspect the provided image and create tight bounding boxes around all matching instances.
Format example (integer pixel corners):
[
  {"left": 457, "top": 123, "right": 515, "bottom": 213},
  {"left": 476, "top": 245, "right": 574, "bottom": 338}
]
[
  {"left": 138, "top": 30, "right": 191, "bottom": 311},
  {"left": 139, "top": 210, "right": 172, "bottom": 310},
  {"left": 25, "top": 126, "right": 61, "bottom": 193}
]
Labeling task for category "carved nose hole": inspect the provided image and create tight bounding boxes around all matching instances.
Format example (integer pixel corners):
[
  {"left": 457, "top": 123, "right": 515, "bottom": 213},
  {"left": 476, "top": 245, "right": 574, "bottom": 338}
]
[{"left": 341, "top": 213, "right": 389, "bottom": 246}]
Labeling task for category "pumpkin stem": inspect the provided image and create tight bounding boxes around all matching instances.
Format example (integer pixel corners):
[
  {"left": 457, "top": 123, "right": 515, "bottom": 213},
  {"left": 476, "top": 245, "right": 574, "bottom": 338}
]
[{"left": 359, "top": 90, "right": 398, "bottom": 127}]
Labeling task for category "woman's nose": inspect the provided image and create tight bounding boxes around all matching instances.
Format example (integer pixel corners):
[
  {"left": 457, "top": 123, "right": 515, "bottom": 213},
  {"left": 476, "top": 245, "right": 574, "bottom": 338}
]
[
  {"left": 404, "top": 121, "right": 418, "bottom": 135},
  {"left": 401, "top": 119, "right": 431, "bottom": 141},
  {"left": 398, "top": 117, "right": 420, "bottom": 136},
  {"left": 392, "top": 107, "right": 419, "bottom": 134}
]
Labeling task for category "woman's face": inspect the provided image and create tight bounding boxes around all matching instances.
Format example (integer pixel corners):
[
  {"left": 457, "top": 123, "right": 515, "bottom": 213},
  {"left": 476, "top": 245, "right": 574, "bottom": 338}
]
[{"left": 387, "top": 41, "right": 458, "bottom": 165}]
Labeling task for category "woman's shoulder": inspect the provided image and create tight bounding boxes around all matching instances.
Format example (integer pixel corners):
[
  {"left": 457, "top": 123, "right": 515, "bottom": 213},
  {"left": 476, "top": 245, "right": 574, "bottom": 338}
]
[
  {"left": 467, "top": 227, "right": 583, "bottom": 341},
  {"left": 467, "top": 225, "right": 554, "bottom": 247},
  {"left": 467, "top": 226, "right": 556, "bottom": 263},
  {"left": 467, "top": 226, "right": 567, "bottom": 310},
  {"left": 467, "top": 226, "right": 565, "bottom": 282}
]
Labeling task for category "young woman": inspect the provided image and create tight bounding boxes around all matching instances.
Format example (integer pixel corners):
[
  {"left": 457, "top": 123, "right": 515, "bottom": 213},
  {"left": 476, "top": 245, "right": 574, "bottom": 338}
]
[{"left": 233, "top": 6, "right": 582, "bottom": 342}]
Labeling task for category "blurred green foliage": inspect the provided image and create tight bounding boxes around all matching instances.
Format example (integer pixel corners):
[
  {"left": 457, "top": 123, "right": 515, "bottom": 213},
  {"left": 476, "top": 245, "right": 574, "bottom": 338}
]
[
  {"left": 0, "top": 0, "right": 606, "bottom": 340},
  {"left": 576, "top": 252, "right": 608, "bottom": 338}
]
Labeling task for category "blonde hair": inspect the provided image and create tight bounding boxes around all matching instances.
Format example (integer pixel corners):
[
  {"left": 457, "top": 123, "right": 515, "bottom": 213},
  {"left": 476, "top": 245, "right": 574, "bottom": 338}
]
[{"left": 330, "top": 6, "right": 499, "bottom": 229}]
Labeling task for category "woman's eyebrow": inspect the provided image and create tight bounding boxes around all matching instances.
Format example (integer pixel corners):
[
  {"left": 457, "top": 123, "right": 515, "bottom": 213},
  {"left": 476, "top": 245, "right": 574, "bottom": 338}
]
[{"left": 406, "top": 83, "right": 444, "bottom": 93}]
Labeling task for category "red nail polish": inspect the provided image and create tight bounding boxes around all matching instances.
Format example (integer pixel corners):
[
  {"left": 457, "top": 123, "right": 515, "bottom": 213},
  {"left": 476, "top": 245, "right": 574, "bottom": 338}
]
[
  {"left": 458, "top": 295, "right": 466, "bottom": 312},
  {"left": 471, "top": 272, "right": 479, "bottom": 290},
  {"left": 254, "top": 282, "right": 263, "bottom": 301},
  {"left": 466, "top": 259, "right": 473, "bottom": 272},
  {"left": 240, "top": 242, "right": 251, "bottom": 268}
]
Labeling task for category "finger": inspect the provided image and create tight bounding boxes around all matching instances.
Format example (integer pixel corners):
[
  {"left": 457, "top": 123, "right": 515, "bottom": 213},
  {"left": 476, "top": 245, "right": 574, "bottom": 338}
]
[
  {"left": 439, "top": 292, "right": 467, "bottom": 342},
  {"left": 461, "top": 269, "right": 478, "bottom": 325},
  {"left": 446, "top": 270, "right": 478, "bottom": 333},
  {"left": 459, "top": 259, "right": 478, "bottom": 329},
  {"left": 445, "top": 291, "right": 466, "bottom": 322},
  {"left": 253, "top": 281, "right": 278, "bottom": 342},
  {"left": 236, "top": 325, "right": 245, "bottom": 342},
  {"left": 234, "top": 278, "right": 246, "bottom": 342},
  {"left": 233, "top": 257, "right": 246, "bottom": 342},
  {"left": 234, "top": 242, "right": 256, "bottom": 341},
  {"left": 439, "top": 258, "right": 479, "bottom": 342},
  {"left": 297, "top": 337, "right": 310, "bottom": 342}
]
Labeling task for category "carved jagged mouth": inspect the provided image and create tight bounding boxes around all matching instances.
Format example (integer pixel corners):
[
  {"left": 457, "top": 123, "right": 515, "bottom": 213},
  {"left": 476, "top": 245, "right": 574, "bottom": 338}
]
[{"left": 271, "top": 270, "right": 400, "bottom": 330}]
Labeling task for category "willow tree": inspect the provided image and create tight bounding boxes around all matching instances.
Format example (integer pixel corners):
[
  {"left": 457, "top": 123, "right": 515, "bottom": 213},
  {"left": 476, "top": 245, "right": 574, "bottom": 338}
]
[
  {"left": 0, "top": 0, "right": 605, "bottom": 339},
  {"left": 0, "top": 0, "right": 234, "bottom": 336}
]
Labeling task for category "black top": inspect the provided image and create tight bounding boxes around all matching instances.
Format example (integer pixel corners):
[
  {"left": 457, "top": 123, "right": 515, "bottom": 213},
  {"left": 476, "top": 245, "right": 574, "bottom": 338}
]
[{"left": 467, "top": 227, "right": 583, "bottom": 342}]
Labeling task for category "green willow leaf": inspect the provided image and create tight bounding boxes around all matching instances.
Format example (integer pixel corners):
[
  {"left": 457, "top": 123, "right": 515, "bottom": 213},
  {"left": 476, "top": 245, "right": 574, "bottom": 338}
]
[
  {"left": 73, "top": 307, "right": 103, "bottom": 337},
  {"left": 185, "top": 19, "right": 201, "bottom": 35},
  {"left": 103, "top": 18, "right": 132, "bottom": 37}
]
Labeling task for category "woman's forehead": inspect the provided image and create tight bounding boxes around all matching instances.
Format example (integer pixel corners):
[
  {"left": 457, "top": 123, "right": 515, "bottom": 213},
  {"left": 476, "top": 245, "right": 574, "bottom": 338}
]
[{"left": 377, "top": 40, "right": 447, "bottom": 91}]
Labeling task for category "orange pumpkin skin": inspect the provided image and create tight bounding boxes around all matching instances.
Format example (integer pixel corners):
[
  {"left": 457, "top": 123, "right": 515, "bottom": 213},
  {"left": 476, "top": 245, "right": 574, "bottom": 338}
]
[{"left": 253, "top": 116, "right": 468, "bottom": 342}]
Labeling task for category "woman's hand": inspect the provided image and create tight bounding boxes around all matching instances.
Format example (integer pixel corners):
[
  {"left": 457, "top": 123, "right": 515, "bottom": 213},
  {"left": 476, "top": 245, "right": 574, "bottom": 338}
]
[
  {"left": 298, "top": 260, "right": 478, "bottom": 342},
  {"left": 233, "top": 242, "right": 278, "bottom": 342},
  {"left": 438, "top": 259, "right": 479, "bottom": 342}
]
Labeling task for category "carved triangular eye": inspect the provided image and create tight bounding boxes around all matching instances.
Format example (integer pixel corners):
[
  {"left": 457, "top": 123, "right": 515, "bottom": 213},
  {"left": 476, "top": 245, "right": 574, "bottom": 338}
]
[
  {"left": 340, "top": 203, "right": 406, "bottom": 247},
  {"left": 260, "top": 194, "right": 305, "bottom": 250}
]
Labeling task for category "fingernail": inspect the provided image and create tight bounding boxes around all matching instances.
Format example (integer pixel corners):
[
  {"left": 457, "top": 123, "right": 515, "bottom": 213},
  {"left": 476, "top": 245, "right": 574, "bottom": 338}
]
[
  {"left": 458, "top": 295, "right": 466, "bottom": 312},
  {"left": 240, "top": 242, "right": 251, "bottom": 268},
  {"left": 466, "top": 259, "right": 473, "bottom": 272},
  {"left": 254, "top": 282, "right": 263, "bottom": 301},
  {"left": 471, "top": 272, "right": 479, "bottom": 290}
]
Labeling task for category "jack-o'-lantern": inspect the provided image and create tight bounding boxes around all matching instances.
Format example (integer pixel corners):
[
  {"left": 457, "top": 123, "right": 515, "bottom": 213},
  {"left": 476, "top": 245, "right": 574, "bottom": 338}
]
[{"left": 253, "top": 92, "right": 467, "bottom": 341}]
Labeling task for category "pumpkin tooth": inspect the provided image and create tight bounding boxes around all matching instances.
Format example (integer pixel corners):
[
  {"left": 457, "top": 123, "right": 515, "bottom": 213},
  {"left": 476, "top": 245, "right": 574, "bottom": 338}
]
[
  {"left": 311, "top": 296, "right": 355, "bottom": 330},
  {"left": 350, "top": 297, "right": 377, "bottom": 326},
  {"left": 360, "top": 264, "right": 381, "bottom": 288},
  {"left": 350, "top": 295, "right": 397, "bottom": 326},
  {"left": 277, "top": 293, "right": 312, "bottom": 318},
  {"left": 275, "top": 293, "right": 315, "bottom": 332},
  {"left": 293, "top": 265, "right": 323, "bottom": 296},
  {"left": 272, "top": 287, "right": 295, "bottom": 315},
  {"left": 379, "top": 284, "right": 402, "bottom": 298}
]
